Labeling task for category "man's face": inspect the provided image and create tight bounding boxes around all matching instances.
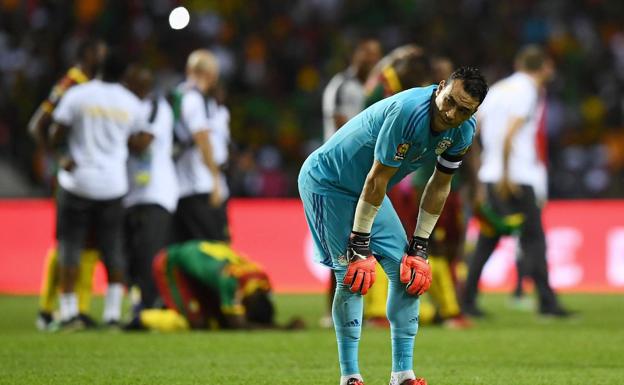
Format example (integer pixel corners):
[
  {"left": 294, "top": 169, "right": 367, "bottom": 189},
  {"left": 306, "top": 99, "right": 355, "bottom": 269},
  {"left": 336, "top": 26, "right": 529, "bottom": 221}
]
[
  {"left": 433, "top": 79, "right": 480, "bottom": 129},
  {"left": 354, "top": 40, "right": 382, "bottom": 77}
]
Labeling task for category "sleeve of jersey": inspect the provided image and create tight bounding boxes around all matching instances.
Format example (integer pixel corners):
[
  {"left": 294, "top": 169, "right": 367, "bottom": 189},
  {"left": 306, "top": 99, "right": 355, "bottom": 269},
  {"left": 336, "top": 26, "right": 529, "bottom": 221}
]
[
  {"left": 51, "top": 87, "right": 77, "bottom": 125},
  {"left": 436, "top": 116, "right": 477, "bottom": 174},
  {"left": 181, "top": 92, "right": 210, "bottom": 134},
  {"left": 374, "top": 100, "right": 410, "bottom": 168}
]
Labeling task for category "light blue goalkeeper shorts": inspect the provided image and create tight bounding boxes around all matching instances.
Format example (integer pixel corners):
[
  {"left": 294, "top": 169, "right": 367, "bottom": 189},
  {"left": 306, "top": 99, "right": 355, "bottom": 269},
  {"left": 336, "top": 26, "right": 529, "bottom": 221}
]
[{"left": 299, "top": 187, "right": 408, "bottom": 269}]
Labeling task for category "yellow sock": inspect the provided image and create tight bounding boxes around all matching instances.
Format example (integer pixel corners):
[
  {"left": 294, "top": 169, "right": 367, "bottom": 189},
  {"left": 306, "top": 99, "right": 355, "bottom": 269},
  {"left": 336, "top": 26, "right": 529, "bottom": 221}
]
[
  {"left": 38, "top": 247, "right": 59, "bottom": 313},
  {"left": 363, "top": 263, "right": 388, "bottom": 319},
  {"left": 140, "top": 309, "right": 190, "bottom": 332},
  {"left": 76, "top": 249, "right": 99, "bottom": 315},
  {"left": 428, "top": 255, "right": 461, "bottom": 319}
]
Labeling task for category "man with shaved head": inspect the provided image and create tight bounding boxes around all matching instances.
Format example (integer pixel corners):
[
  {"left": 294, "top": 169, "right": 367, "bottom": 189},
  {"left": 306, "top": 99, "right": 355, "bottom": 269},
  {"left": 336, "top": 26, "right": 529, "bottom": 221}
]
[{"left": 171, "top": 49, "right": 230, "bottom": 243}]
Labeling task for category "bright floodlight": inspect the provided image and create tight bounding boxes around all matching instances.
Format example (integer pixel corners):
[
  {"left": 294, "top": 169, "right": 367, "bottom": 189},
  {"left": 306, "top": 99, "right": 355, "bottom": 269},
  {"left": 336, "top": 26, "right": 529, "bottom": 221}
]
[{"left": 169, "top": 6, "right": 190, "bottom": 30}]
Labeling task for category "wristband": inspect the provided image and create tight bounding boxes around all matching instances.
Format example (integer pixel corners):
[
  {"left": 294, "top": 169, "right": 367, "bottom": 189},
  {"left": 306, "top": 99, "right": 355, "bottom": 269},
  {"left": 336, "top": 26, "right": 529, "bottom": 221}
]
[
  {"left": 413, "top": 208, "right": 440, "bottom": 239},
  {"left": 352, "top": 199, "right": 380, "bottom": 234}
]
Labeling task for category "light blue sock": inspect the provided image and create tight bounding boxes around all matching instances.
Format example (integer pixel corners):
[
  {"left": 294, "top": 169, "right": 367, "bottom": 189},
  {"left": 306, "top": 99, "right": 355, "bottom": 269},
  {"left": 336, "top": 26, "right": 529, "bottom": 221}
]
[
  {"left": 332, "top": 268, "right": 363, "bottom": 376},
  {"left": 380, "top": 257, "right": 420, "bottom": 372}
]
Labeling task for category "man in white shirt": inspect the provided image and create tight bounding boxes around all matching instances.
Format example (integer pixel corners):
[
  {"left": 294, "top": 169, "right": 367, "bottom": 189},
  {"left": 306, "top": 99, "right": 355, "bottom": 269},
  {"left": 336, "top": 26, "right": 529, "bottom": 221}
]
[
  {"left": 463, "top": 46, "right": 572, "bottom": 318},
  {"left": 123, "top": 65, "right": 177, "bottom": 313},
  {"left": 172, "top": 49, "right": 229, "bottom": 242},
  {"left": 50, "top": 51, "right": 147, "bottom": 329},
  {"left": 322, "top": 38, "right": 382, "bottom": 141}
]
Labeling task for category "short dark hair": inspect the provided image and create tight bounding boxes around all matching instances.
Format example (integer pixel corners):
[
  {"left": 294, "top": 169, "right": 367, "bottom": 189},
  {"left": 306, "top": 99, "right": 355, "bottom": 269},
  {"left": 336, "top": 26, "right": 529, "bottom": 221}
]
[
  {"left": 76, "top": 38, "right": 104, "bottom": 61},
  {"left": 448, "top": 66, "right": 489, "bottom": 103},
  {"left": 515, "top": 45, "right": 547, "bottom": 72},
  {"left": 101, "top": 49, "right": 128, "bottom": 82},
  {"left": 242, "top": 290, "right": 275, "bottom": 326}
]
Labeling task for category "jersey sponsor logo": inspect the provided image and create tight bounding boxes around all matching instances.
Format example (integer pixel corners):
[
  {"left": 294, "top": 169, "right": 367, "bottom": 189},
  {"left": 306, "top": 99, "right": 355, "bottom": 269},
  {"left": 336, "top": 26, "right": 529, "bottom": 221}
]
[
  {"left": 394, "top": 143, "right": 410, "bottom": 161},
  {"left": 435, "top": 138, "right": 453, "bottom": 155}
]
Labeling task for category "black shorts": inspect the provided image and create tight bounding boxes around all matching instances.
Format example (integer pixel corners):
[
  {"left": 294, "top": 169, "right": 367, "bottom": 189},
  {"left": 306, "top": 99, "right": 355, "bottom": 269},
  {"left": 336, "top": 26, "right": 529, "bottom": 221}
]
[
  {"left": 174, "top": 194, "right": 230, "bottom": 243},
  {"left": 124, "top": 203, "right": 172, "bottom": 283},
  {"left": 56, "top": 187, "right": 124, "bottom": 273}
]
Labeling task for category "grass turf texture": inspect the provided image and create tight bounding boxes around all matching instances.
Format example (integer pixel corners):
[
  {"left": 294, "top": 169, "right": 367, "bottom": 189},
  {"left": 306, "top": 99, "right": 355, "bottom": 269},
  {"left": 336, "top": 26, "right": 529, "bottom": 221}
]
[{"left": 0, "top": 294, "right": 623, "bottom": 385}]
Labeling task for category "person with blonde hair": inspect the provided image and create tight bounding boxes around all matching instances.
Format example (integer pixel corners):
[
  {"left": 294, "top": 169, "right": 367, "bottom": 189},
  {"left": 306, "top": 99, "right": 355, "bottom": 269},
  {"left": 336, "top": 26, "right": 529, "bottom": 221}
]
[{"left": 171, "top": 49, "right": 230, "bottom": 243}]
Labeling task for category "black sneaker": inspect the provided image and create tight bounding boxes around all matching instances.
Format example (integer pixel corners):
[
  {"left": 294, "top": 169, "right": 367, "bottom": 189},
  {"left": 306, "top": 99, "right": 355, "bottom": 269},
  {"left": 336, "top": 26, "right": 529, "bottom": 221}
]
[
  {"left": 36, "top": 311, "right": 54, "bottom": 331},
  {"left": 103, "top": 319, "right": 122, "bottom": 331},
  {"left": 123, "top": 316, "right": 146, "bottom": 331},
  {"left": 539, "top": 307, "right": 578, "bottom": 319},
  {"left": 49, "top": 316, "right": 87, "bottom": 332},
  {"left": 463, "top": 304, "right": 487, "bottom": 318},
  {"left": 346, "top": 378, "right": 365, "bottom": 385},
  {"left": 78, "top": 313, "right": 98, "bottom": 329}
]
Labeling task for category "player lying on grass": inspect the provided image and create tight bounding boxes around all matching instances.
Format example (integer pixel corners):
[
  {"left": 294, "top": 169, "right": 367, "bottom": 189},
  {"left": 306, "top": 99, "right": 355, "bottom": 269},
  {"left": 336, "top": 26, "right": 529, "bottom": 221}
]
[{"left": 125, "top": 240, "right": 304, "bottom": 331}]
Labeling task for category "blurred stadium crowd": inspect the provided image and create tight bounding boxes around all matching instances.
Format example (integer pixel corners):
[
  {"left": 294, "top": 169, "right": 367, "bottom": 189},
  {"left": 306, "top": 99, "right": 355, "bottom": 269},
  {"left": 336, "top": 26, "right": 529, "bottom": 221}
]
[{"left": 1, "top": 0, "right": 624, "bottom": 199}]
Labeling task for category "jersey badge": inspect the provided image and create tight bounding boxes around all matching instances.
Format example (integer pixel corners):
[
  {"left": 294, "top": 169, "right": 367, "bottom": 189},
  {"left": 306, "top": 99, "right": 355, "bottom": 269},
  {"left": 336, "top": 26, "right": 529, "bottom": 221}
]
[
  {"left": 394, "top": 143, "right": 410, "bottom": 161},
  {"left": 435, "top": 138, "right": 453, "bottom": 155}
]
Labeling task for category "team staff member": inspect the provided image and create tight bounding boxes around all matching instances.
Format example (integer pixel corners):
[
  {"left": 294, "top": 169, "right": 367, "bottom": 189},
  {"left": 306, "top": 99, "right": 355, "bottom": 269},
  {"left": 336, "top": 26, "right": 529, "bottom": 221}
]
[
  {"left": 463, "top": 46, "right": 572, "bottom": 318},
  {"left": 49, "top": 51, "right": 147, "bottom": 329},
  {"left": 30, "top": 38, "right": 107, "bottom": 330},
  {"left": 172, "top": 49, "right": 227, "bottom": 242},
  {"left": 123, "top": 65, "right": 177, "bottom": 313}
]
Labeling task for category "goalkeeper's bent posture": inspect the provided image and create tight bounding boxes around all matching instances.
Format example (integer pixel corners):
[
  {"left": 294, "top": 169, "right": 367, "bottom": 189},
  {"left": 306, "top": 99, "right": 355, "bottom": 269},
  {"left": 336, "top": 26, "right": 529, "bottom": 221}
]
[{"left": 298, "top": 67, "right": 487, "bottom": 385}]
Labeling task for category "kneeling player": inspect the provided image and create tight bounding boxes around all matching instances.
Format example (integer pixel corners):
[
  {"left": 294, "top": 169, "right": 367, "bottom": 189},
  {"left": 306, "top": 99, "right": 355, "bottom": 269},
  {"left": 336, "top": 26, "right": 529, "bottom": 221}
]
[{"left": 128, "top": 240, "right": 302, "bottom": 331}]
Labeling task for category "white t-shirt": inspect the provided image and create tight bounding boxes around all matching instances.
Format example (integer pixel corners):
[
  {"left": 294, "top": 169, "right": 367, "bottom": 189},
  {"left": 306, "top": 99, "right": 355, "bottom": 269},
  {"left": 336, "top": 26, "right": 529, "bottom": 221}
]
[
  {"left": 124, "top": 96, "right": 178, "bottom": 212},
  {"left": 322, "top": 67, "right": 365, "bottom": 141},
  {"left": 209, "top": 104, "right": 231, "bottom": 202},
  {"left": 53, "top": 80, "right": 145, "bottom": 200},
  {"left": 174, "top": 84, "right": 221, "bottom": 198},
  {"left": 478, "top": 72, "right": 547, "bottom": 191}
]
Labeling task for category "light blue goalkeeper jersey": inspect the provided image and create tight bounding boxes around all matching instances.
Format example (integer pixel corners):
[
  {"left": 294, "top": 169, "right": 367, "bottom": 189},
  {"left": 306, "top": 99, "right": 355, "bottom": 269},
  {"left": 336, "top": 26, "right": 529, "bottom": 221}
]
[{"left": 299, "top": 85, "right": 476, "bottom": 199}]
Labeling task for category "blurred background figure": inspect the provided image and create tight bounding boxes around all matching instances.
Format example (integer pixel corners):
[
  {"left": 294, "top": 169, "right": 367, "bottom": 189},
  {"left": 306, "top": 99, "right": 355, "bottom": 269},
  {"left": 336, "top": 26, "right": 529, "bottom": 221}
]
[
  {"left": 463, "top": 45, "right": 573, "bottom": 318},
  {"left": 123, "top": 65, "right": 177, "bottom": 317},
  {"left": 322, "top": 38, "right": 382, "bottom": 141},
  {"left": 127, "top": 240, "right": 303, "bottom": 331},
  {"left": 33, "top": 38, "right": 107, "bottom": 330},
  {"left": 172, "top": 49, "right": 229, "bottom": 243},
  {"left": 48, "top": 50, "right": 147, "bottom": 330}
]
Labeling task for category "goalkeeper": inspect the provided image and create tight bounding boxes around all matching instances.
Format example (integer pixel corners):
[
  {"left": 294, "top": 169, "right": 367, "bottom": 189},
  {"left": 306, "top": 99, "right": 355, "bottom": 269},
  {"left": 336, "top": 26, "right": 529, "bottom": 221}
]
[
  {"left": 127, "top": 240, "right": 303, "bottom": 331},
  {"left": 299, "top": 66, "right": 488, "bottom": 385}
]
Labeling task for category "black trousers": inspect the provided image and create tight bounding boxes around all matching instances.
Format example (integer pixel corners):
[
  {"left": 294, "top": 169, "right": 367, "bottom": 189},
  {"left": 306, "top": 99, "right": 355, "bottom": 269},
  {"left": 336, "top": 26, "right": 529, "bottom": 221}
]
[
  {"left": 463, "top": 184, "right": 559, "bottom": 312},
  {"left": 124, "top": 204, "right": 172, "bottom": 308},
  {"left": 56, "top": 187, "right": 124, "bottom": 278},
  {"left": 174, "top": 194, "right": 230, "bottom": 243}
]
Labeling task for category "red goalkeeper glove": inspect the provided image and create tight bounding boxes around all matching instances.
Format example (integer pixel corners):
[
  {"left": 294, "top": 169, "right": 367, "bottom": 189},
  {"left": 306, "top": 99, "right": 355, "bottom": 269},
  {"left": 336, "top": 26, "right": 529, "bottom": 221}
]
[
  {"left": 343, "top": 232, "right": 377, "bottom": 295},
  {"left": 400, "top": 236, "right": 432, "bottom": 296}
]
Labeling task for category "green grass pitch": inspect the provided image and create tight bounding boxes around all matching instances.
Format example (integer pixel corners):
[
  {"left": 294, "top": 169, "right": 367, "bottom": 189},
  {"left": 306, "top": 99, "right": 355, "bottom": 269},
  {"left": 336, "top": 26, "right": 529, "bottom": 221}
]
[{"left": 0, "top": 293, "right": 623, "bottom": 385}]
